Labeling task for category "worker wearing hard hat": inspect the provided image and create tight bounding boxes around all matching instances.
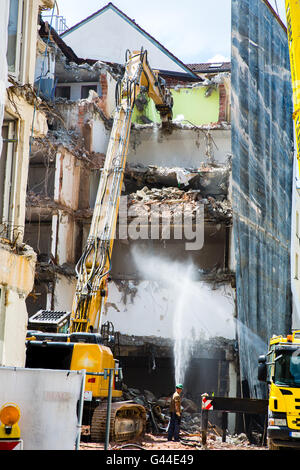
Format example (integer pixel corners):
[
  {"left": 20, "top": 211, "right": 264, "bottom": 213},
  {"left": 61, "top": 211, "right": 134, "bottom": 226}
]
[{"left": 167, "top": 384, "right": 183, "bottom": 441}]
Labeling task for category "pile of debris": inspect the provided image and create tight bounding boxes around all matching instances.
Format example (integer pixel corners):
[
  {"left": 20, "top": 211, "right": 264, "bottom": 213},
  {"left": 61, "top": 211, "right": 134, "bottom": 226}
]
[
  {"left": 126, "top": 186, "right": 232, "bottom": 223},
  {"left": 129, "top": 186, "right": 197, "bottom": 203},
  {"left": 114, "top": 386, "right": 264, "bottom": 450},
  {"left": 32, "top": 129, "right": 106, "bottom": 168},
  {"left": 125, "top": 164, "right": 200, "bottom": 189},
  {"left": 206, "top": 196, "right": 232, "bottom": 222},
  {"left": 124, "top": 162, "right": 230, "bottom": 196},
  {"left": 121, "top": 385, "right": 202, "bottom": 435}
]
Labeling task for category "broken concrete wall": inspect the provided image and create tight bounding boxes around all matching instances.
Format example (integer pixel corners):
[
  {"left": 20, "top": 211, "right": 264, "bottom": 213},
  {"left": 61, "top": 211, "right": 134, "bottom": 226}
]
[
  {"left": 35, "top": 37, "right": 56, "bottom": 100},
  {"left": 52, "top": 100, "right": 111, "bottom": 154},
  {"left": 132, "top": 74, "right": 231, "bottom": 126},
  {"left": 102, "top": 74, "right": 235, "bottom": 400},
  {"left": 124, "top": 162, "right": 230, "bottom": 197},
  {"left": 0, "top": 0, "right": 53, "bottom": 367},
  {"left": 52, "top": 273, "right": 75, "bottom": 313},
  {"left": 26, "top": 18, "right": 239, "bottom": 407},
  {"left": 36, "top": 67, "right": 236, "bottom": 394},
  {"left": 0, "top": 1, "right": 9, "bottom": 156},
  {"left": 101, "top": 184, "right": 234, "bottom": 343},
  {"left": 25, "top": 81, "right": 113, "bottom": 316},
  {"left": 25, "top": 144, "right": 85, "bottom": 314},
  {"left": 56, "top": 69, "right": 117, "bottom": 120},
  {"left": 128, "top": 124, "right": 231, "bottom": 168},
  {"left": 53, "top": 39, "right": 119, "bottom": 120},
  {"left": 0, "top": 244, "right": 37, "bottom": 365}
]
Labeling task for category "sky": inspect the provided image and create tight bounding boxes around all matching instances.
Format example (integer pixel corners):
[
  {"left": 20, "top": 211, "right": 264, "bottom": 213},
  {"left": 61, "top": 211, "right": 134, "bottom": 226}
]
[{"left": 47, "top": 0, "right": 287, "bottom": 64}]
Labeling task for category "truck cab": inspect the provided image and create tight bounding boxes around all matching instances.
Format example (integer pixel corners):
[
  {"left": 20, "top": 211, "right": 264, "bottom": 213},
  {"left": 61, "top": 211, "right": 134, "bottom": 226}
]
[{"left": 258, "top": 331, "right": 300, "bottom": 449}]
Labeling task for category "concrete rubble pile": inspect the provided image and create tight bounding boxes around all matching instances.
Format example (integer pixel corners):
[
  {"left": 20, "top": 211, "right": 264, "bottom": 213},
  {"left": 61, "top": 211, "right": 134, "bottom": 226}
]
[
  {"left": 127, "top": 185, "right": 232, "bottom": 223},
  {"left": 121, "top": 385, "right": 202, "bottom": 434},
  {"left": 125, "top": 164, "right": 197, "bottom": 188},
  {"left": 117, "top": 385, "right": 261, "bottom": 448},
  {"left": 125, "top": 161, "right": 230, "bottom": 195}
]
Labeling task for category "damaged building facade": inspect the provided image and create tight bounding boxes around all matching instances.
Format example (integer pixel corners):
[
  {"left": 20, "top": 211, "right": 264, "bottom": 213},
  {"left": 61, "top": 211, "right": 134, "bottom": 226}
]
[
  {"left": 25, "top": 3, "right": 235, "bottom": 408},
  {"left": 0, "top": 0, "right": 54, "bottom": 367},
  {"left": 23, "top": 0, "right": 294, "bottom": 432}
]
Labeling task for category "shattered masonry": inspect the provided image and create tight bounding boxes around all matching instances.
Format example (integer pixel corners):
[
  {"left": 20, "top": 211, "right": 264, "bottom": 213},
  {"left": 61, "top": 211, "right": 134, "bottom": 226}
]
[
  {"left": 0, "top": 0, "right": 54, "bottom": 368},
  {"left": 0, "top": 0, "right": 294, "bottom": 443},
  {"left": 24, "top": 8, "right": 236, "bottom": 421}
]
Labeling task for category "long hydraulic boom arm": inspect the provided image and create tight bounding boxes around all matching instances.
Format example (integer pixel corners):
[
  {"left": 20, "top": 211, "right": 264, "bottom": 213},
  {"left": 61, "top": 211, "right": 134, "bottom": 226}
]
[{"left": 70, "top": 49, "right": 173, "bottom": 333}]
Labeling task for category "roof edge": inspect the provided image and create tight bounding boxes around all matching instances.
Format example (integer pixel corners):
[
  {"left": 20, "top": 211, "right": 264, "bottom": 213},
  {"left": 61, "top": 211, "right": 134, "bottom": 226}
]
[
  {"left": 60, "top": 2, "right": 199, "bottom": 79},
  {"left": 262, "top": 0, "right": 287, "bottom": 32},
  {"left": 61, "top": 2, "right": 114, "bottom": 37}
]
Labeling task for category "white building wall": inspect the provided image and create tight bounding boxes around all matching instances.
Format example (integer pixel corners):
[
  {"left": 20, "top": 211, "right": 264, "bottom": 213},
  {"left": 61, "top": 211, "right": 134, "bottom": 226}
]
[
  {"left": 56, "top": 82, "right": 101, "bottom": 102},
  {"left": 128, "top": 127, "right": 231, "bottom": 168},
  {"left": 104, "top": 280, "right": 236, "bottom": 340},
  {"left": 61, "top": 7, "right": 190, "bottom": 74},
  {"left": 92, "top": 119, "right": 110, "bottom": 154},
  {"left": 1, "top": 290, "right": 28, "bottom": 366},
  {"left": 56, "top": 275, "right": 236, "bottom": 342},
  {"left": 54, "top": 275, "right": 76, "bottom": 314},
  {"left": 0, "top": 0, "right": 9, "bottom": 156}
]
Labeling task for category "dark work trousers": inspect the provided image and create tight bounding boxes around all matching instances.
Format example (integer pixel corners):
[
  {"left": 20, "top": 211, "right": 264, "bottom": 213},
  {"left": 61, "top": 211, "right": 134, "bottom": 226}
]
[{"left": 168, "top": 412, "right": 181, "bottom": 441}]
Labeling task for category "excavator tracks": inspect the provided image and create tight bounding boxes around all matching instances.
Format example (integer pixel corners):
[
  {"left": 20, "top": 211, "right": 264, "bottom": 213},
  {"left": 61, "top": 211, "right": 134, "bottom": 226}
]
[{"left": 90, "top": 401, "right": 147, "bottom": 443}]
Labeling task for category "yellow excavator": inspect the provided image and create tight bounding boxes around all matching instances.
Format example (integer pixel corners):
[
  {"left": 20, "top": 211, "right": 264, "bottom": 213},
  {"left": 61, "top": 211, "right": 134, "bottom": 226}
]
[{"left": 26, "top": 49, "right": 173, "bottom": 442}]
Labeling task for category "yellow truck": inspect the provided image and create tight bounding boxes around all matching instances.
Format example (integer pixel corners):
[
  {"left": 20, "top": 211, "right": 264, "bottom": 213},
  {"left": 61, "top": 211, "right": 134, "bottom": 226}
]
[{"left": 258, "top": 331, "right": 300, "bottom": 449}]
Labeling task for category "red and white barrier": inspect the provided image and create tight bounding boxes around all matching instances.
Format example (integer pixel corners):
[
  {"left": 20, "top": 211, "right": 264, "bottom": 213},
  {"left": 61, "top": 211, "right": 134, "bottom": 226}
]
[{"left": 202, "top": 394, "right": 213, "bottom": 410}]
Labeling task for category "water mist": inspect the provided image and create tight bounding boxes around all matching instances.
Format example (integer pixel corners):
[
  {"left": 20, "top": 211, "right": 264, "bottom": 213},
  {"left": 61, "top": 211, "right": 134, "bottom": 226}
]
[{"left": 131, "top": 247, "right": 236, "bottom": 387}]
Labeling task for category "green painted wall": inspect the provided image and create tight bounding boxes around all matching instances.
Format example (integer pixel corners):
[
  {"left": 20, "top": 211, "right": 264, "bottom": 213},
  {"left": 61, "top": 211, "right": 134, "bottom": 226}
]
[
  {"left": 132, "top": 93, "right": 161, "bottom": 124},
  {"left": 132, "top": 86, "right": 220, "bottom": 125}
]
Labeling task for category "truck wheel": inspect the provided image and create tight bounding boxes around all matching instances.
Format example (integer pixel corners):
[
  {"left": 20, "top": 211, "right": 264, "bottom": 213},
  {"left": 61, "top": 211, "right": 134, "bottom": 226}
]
[{"left": 268, "top": 438, "right": 280, "bottom": 450}]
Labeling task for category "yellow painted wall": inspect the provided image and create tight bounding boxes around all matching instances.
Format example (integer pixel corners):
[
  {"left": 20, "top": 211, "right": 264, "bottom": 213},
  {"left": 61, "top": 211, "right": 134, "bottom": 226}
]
[{"left": 0, "top": 244, "right": 36, "bottom": 295}]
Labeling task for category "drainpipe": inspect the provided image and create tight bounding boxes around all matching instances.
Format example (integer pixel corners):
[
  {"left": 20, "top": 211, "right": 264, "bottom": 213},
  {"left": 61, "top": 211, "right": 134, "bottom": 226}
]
[
  {"left": 104, "top": 368, "right": 114, "bottom": 451},
  {"left": 75, "top": 369, "right": 86, "bottom": 450}
]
